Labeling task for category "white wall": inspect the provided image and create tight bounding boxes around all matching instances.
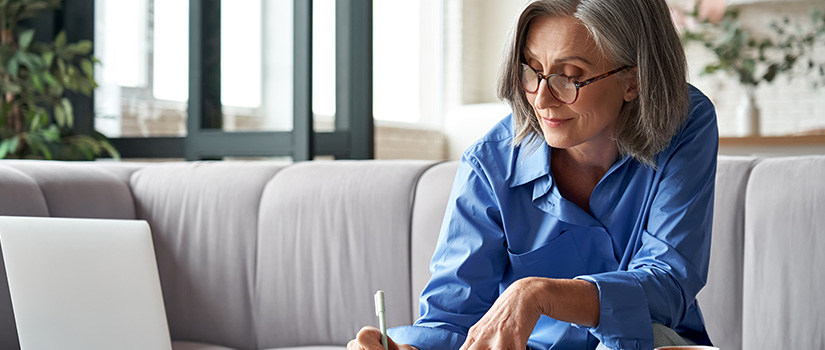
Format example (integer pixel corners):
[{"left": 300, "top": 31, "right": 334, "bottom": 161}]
[{"left": 686, "top": 1, "right": 825, "bottom": 138}]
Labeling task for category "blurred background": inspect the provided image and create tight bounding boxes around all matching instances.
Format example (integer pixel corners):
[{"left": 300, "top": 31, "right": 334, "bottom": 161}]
[{"left": 88, "top": 0, "right": 825, "bottom": 160}]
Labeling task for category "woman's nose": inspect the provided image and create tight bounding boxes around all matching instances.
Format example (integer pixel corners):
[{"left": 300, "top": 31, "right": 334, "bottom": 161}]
[{"left": 532, "top": 80, "right": 562, "bottom": 109}]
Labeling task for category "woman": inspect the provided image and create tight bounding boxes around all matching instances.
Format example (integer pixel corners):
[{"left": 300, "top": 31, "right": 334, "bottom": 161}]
[{"left": 349, "top": 0, "right": 717, "bottom": 349}]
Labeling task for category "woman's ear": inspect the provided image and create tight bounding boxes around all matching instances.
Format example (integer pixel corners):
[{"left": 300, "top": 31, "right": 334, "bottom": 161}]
[{"left": 623, "top": 67, "right": 639, "bottom": 102}]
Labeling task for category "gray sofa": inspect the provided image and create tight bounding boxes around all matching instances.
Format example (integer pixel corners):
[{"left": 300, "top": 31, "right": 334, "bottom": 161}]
[{"left": 0, "top": 156, "right": 822, "bottom": 350}]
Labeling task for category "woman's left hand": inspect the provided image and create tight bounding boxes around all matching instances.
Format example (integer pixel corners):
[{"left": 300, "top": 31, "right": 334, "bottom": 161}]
[{"left": 459, "top": 277, "right": 545, "bottom": 350}]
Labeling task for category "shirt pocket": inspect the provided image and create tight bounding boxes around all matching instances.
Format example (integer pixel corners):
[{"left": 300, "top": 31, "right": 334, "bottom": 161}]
[{"left": 506, "top": 230, "right": 587, "bottom": 280}]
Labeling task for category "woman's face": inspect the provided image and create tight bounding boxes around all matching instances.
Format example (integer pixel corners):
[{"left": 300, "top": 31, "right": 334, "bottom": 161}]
[{"left": 522, "top": 15, "right": 636, "bottom": 152}]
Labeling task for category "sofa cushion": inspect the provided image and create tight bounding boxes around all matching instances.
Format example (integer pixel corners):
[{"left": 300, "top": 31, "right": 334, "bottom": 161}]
[
  {"left": 742, "top": 156, "right": 825, "bottom": 350},
  {"left": 2, "top": 160, "right": 137, "bottom": 219},
  {"left": 255, "top": 160, "right": 434, "bottom": 348},
  {"left": 131, "top": 162, "right": 285, "bottom": 350},
  {"left": 0, "top": 165, "right": 49, "bottom": 217},
  {"left": 696, "top": 156, "right": 756, "bottom": 350},
  {"left": 410, "top": 161, "right": 459, "bottom": 319}
]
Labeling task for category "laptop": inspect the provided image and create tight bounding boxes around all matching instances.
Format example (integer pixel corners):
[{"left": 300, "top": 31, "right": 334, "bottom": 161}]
[{"left": 0, "top": 216, "right": 172, "bottom": 350}]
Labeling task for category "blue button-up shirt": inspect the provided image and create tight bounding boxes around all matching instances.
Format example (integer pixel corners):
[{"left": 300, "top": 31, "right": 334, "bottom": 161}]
[{"left": 388, "top": 85, "right": 718, "bottom": 350}]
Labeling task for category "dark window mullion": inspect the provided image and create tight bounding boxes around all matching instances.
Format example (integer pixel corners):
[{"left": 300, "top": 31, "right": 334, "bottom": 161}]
[
  {"left": 335, "top": 0, "right": 373, "bottom": 159},
  {"left": 61, "top": 0, "right": 95, "bottom": 136},
  {"left": 187, "top": 0, "right": 222, "bottom": 160},
  {"left": 293, "top": 0, "right": 314, "bottom": 161}
]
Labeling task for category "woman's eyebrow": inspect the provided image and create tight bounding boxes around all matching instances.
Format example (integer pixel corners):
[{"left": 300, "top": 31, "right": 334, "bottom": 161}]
[
  {"left": 522, "top": 50, "right": 592, "bottom": 66},
  {"left": 554, "top": 56, "right": 592, "bottom": 65}
]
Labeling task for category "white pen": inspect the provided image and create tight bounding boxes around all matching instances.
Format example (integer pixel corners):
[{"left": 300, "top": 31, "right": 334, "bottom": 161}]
[{"left": 374, "top": 290, "right": 389, "bottom": 350}]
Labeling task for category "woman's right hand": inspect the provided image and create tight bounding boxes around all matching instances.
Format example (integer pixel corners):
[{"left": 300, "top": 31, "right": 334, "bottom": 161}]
[{"left": 347, "top": 326, "right": 419, "bottom": 350}]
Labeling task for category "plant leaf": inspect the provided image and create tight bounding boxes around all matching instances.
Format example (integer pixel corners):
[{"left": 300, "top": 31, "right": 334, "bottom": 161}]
[
  {"left": 29, "top": 108, "right": 42, "bottom": 132},
  {"left": 69, "top": 40, "right": 93, "bottom": 55},
  {"left": 18, "top": 29, "right": 35, "bottom": 50},
  {"left": 61, "top": 98, "right": 74, "bottom": 128},
  {"left": 55, "top": 31, "right": 66, "bottom": 48},
  {"left": 54, "top": 104, "right": 65, "bottom": 127},
  {"left": 42, "top": 71, "right": 58, "bottom": 86},
  {"left": 80, "top": 58, "right": 93, "bottom": 77},
  {"left": 0, "top": 139, "right": 10, "bottom": 159},
  {"left": 93, "top": 131, "right": 120, "bottom": 159},
  {"left": 42, "top": 51, "right": 54, "bottom": 66},
  {"left": 41, "top": 125, "right": 60, "bottom": 142},
  {"left": 7, "top": 56, "right": 18, "bottom": 77},
  {"left": 31, "top": 74, "right": 44, "bottom": 93}
]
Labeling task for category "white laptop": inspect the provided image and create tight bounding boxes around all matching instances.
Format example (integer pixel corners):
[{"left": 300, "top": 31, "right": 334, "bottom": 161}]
[{"left": 0, "top": 216, "right": 172, "bottom": 350}]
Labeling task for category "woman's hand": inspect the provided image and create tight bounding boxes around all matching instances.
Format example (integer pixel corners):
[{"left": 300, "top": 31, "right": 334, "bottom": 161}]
[
  {"left": 347, "top": 326, "right": 419, "bottom": 350},
  {"left": 459, "top": 277, "right": 545, "bottom": 350}
]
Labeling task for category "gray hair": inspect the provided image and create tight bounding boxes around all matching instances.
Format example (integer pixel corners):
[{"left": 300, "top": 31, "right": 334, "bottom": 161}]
[{"left": 497, "top": 0, "right": 689, "bottom": 166}]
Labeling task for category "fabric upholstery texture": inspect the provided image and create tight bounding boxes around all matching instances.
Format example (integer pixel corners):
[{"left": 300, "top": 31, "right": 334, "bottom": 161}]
[
  {"left": 410, "top": 161, "right": 458, "bottom": 319},
  {"left": 742, "top": 156, "right": 825, "bottom": 350},
  {"left": 131, "top": 162, "right": 285, "bottom": 350},
  {"left": 3, "top": 161, "right": 136, "bottom": 219},
  {"left": 0, "top": 165, "right": 49, "bottom": 217},
  {"left": 255, "top": 160, "right": 433, "bottom": 348},
  {"left": 696, "top": 156, "right": 756, "bottom": 350}
]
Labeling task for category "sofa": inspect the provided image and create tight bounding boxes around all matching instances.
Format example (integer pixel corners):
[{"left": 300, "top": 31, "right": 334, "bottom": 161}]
[{"left": 0, "top": 156, "right": 822, "bottom": 350}]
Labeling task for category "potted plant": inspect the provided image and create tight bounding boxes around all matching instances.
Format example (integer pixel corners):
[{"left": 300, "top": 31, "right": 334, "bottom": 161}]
[
  {"left": 679, "top": 1, "right": 825, "bottom": 136},
  {"left": 0, "top": 0, "right": 119, "bottom": 159}
]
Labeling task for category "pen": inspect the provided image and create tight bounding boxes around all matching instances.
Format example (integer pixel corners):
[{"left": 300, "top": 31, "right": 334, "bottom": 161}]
[{"left": 374, "top": 290, "right": 388, "bottom": 350}]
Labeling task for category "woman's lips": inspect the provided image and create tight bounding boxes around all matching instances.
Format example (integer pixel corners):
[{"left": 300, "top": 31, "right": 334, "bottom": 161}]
[{"left": 541, "top": 117, "right": 572, "bottom": 128}]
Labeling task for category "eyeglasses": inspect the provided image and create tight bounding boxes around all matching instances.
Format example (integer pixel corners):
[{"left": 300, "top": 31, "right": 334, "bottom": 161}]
[{"left": 519, "top": 64, "right": 632, "bottom": 104}]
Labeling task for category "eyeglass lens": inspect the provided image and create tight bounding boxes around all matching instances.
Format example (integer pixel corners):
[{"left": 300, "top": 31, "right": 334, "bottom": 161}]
[{"left": 520, "top": 65, "right": 578, "bottom": 103}]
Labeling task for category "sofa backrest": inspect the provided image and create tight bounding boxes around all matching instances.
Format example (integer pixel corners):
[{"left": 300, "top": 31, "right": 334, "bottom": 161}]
[
  {"left": 697, "top": 156, "right": 756, "bottom": 350},
  {"left": 410, "top": 161, "right": 460, "bottom": 318},
  {"left": 742, "top": 156, "right": 825, "bottom": 350},
  {"left": 130, "top": 162, "right": 285, "bottom": 350},
  {"left": 254, "top": 160, "right": 433, "bottom": 348}
]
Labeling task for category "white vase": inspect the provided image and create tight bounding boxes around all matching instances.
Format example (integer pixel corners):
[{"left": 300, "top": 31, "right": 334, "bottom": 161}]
[{"left": 736, "top": 88, "right": 760, "bottom": 137}]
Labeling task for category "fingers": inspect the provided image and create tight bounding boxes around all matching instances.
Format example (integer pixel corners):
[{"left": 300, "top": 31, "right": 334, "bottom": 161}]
[
  {"left": 355, "top": 326, "right": 382, "bottom": 343},
  {"left": 350, "top": 326, "right": 391, "bottom": 350}
]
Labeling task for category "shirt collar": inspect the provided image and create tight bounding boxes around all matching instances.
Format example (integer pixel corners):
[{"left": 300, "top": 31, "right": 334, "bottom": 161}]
[{"left": 508, "top": 136, "right": 551, "bottom": 188}]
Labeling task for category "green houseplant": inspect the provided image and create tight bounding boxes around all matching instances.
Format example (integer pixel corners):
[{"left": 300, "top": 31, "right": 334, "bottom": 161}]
[
  {"left": 0, "top": 0, "right": 119, "bottom": 160},
  {"left": 682, "top": 7, "right": 825, "bottom": 88},
  {"left": 680, "top": 3, "right": 825, "bottom": 136}
]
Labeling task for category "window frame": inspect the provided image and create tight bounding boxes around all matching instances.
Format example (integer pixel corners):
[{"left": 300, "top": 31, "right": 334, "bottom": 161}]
[{"left": 61, "top": 0, "right": 373, "bottom": 160}]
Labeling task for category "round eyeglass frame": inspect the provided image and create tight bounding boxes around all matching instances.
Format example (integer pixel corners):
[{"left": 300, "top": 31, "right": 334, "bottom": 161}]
[{"left": 519, "top": 64, "right": 632, "bottom": 104}]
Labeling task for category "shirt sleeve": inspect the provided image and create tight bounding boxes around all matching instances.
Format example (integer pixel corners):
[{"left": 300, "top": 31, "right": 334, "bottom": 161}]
[
  {"left": 388, "top": 152, "right": 508, "bottom": 350},
  {"left": 575, "top": 94, "right": 719, "bottom": 350}
]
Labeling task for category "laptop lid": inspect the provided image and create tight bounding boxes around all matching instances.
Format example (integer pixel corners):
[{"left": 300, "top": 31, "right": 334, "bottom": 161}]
[{"left": 0, "top": 216, "right": 172, "bottom": 350}]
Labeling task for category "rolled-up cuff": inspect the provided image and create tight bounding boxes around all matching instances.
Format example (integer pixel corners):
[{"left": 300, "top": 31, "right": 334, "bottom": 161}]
[
  {"left": 387, "top": 325, "right": 466, "bottom": 350},
  {"left": 574, "top": 273, "right": 654, "bottom": 350}
]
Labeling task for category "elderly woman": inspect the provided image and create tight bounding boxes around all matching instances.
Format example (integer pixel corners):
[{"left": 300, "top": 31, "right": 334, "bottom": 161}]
[{"left": 349, "top": 0, "right": 717, "bottom": 349}]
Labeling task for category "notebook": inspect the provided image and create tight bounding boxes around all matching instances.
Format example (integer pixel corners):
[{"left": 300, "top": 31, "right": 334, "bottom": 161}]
[{"left": 0, "top": 216, "right": 172, "bottom": 350}]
